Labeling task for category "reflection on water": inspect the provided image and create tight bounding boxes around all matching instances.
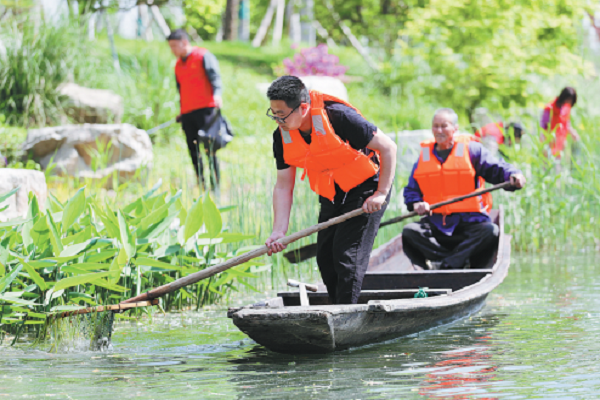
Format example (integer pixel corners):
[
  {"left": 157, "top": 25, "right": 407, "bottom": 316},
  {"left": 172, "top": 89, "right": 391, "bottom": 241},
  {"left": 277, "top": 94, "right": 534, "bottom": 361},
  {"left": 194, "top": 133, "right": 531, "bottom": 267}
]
[{"left": 2, "top": 252, "right": 600, "bottom": 399}]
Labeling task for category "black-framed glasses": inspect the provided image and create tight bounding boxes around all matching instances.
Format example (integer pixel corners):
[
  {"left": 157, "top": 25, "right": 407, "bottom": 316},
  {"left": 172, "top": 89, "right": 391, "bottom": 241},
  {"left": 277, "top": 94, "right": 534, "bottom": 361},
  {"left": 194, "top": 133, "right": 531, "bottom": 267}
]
[{"left": 266, "top": 104, "right": 301, "bottom": 124}]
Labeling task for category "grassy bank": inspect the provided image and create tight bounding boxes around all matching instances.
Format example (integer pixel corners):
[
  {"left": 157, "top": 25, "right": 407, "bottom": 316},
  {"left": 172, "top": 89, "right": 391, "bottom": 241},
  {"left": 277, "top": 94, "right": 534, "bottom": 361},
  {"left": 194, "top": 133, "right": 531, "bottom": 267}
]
[{"left": 1, "top": 27, "right": 600, "bottom": 346}]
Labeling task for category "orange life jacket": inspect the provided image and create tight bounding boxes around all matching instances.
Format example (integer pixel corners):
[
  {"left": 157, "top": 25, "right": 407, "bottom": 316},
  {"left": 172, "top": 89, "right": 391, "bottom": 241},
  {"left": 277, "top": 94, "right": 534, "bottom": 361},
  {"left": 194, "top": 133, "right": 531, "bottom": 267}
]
[
  {"left": 474, "top": 122, "right": 504, "bottom": 145},
  {"left": 175, "top": 47, "right": 216, "bottom": 114},
  {"left": 544, "top": 98, "right": 571, "bottom": 157},
  {"left": 280, "top": 90, "right": 379, "bottom": 201},
  {"left": 413, "top": 135, "right": 492, "bottom": 215}
]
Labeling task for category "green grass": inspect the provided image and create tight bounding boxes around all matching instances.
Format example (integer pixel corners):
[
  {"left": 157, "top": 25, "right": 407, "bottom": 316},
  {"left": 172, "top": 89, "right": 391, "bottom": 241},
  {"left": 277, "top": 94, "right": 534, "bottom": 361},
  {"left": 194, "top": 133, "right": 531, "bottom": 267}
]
[{"left": 2, "top": 26, "right": 600, "bottom": 311}]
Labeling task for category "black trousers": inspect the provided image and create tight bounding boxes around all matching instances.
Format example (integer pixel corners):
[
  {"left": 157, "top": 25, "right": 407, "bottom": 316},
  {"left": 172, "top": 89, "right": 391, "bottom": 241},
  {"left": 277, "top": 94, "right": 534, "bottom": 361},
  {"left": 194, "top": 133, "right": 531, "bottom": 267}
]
[
  {"left": 401, "top": 219, "right": 499, "bottom": 269},
  {"left": 181, "top": 107, "right": 220, "bottom": 189},
  {"left": 316, "top": 186, "right": 390, "bottom": 305}
]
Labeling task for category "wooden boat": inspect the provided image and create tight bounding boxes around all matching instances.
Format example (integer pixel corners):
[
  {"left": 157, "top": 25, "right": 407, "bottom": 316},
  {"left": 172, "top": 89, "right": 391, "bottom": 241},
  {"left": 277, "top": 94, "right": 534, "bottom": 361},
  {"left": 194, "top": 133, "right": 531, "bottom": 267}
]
[{"left": 227, "top": 207, "right": 511, "bottom": 354}]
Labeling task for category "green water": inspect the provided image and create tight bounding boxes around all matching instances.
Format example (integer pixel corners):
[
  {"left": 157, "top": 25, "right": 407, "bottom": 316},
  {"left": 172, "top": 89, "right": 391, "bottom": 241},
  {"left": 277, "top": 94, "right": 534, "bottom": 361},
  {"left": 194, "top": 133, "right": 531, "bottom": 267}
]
[{"left": 2, "top": 252, "right": 600, "bottom": 399}]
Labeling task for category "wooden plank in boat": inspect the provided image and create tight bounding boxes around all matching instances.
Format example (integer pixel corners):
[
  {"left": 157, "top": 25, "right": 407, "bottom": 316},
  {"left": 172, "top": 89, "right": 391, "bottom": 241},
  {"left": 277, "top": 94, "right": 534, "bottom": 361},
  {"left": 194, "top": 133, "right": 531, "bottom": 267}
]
[
  {"left": 278, "top": 288, "right": 452, "bottom": 306},
  {"left": 362, "top": 270, "right": 491, "bottom": 292}
]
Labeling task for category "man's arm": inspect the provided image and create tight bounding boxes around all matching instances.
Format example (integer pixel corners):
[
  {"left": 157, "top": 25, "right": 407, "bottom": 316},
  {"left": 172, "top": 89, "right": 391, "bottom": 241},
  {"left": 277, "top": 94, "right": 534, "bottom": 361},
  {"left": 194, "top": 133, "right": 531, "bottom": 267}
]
[
  {"left": 265, "top": 167, "right": 296, "bottom": 255},
  {"left": 361, "top": 129, "right": 397, "bottom": 213},
  {"left": 203, "top": 51, "right": 223, "bottom": 108},
  {"left": 470, "top": 141, "right": 525, "bottom": 189}
]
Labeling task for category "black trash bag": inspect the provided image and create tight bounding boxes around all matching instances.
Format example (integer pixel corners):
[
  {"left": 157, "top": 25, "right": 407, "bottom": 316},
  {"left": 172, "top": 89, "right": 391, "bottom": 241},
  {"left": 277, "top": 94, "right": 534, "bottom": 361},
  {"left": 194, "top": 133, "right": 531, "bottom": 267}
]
[{"left": 197, "top": 109, "right": 234, "bottom": 152}]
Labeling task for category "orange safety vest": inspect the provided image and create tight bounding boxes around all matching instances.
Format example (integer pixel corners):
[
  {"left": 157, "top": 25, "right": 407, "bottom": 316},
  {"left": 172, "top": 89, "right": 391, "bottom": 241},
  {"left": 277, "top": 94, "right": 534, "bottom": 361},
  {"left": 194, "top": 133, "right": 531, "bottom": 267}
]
[
  {"left": 175, "top": 47, "right": 217, "bottom": 114},
  {"left": 474, "top": 122, "right": 504, "bottom": 145},
  {"left": 413, "top": 135, "right": 492, "bottom": 215},
  {"left": 544, "top": 98, "right": 571, "bottom": 157},
  {"left": 280, "top": 90, "right": 379, "bottom": 201}
]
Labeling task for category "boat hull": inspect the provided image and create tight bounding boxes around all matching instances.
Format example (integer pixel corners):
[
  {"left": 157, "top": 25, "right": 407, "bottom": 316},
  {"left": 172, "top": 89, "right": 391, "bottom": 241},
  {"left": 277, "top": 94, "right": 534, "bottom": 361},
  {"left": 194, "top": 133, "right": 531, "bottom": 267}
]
[{"left": 230, "top": 207, "right": 510, "bottom": 354}]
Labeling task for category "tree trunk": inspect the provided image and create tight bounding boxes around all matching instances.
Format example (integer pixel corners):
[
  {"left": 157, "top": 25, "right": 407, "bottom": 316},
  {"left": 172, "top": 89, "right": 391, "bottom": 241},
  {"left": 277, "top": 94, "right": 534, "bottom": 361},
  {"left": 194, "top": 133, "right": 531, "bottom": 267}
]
[{"left": 223, "top": 0, "right": 239, "bottom": 41}]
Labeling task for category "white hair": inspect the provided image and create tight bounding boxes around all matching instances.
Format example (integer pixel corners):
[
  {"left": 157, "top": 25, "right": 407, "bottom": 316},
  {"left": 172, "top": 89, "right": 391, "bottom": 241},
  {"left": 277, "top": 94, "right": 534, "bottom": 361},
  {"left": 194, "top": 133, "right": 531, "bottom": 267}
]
[{"left": 432, "top": 108, "right": 459, "bottom": 126}]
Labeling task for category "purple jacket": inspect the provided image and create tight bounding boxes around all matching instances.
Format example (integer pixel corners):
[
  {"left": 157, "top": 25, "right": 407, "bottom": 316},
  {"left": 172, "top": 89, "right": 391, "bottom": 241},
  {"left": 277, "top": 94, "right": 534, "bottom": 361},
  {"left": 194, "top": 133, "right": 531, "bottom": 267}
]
[{"left": 403, "top": 140, "right": 521, "bottom": 235}]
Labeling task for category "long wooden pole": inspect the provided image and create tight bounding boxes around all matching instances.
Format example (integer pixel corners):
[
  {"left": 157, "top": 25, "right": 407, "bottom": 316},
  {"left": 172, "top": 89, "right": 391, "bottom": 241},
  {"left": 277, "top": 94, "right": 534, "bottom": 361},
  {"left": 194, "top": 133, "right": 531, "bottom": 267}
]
[
  {"left": 283, "top": 181, "right": 513, "bottom": 263},
  {"left": 53, "top": 300, "right": 159, "bottom": 319},
  {"left": 121, "top": 181, "right": 512, "bottom": 303},
  {"left": 380, "top": 181, "right": 511, "bottom": 228},
  {"left": 121, "top": 207, "right": 365, "bottom": 304}
]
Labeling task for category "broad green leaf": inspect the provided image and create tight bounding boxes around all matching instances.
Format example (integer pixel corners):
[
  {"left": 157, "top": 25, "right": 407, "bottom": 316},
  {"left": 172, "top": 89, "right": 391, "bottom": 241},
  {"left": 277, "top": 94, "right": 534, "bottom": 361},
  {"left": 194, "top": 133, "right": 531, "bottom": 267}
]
[
  {"left": 41, "top": 254, "right": 81, "bottom": 264},
  {"left": 108, "top": 248, "right": 127, "bottom": 284},
  {"left": 0, "top": 266, "right": 22, "bottom": 294},
  {"left": 46, "top": 213, "right": 63, "bottom": 256},
  {"left": 152, "top": 244, "right": 181, "bottom": 258},
  {"left": 184, "top": 197, "right": 204, "bottom": 243},
  {"left": 143, "top": 204, "right": 180, "bottom": 239},
  {"left": 62, "top": 225, "right": 92, "bottom": 246},
  {"left": 22, "top": 195, "right": 39, "bottom": 249},
  {"left": 19, "top": 259, "right": 48, "bottom": 291},
  {"left": 218, "top": 205, "right": 237, "bottom": 213},
  {"left": 143, "top": 179, "right": 163, "bottom": 199},
  {"left": 61, "top": 187, "right": 86, "bottom": 234},
  {"left": 217, "top": 233, "right": 255, "bottom": 244},
  {"left": 60, "top": 238, "right": 98, "bottom": 257},
  {"left": 0, "top": 186, "right": 19, "bottom": 204},
  {"left": 28, "top": 260, "right": 56, "bottom": 269},
  {"left": 47, "top": 192, "right": 64, "bottom": 212},
  {"left": 0, "top": 205, "right": 7, "bottom": 212},
  {"left": 0, "top": 245, "right": 8, "bottom": 278},
  {"left": 203, "top": 193, "right": 222, "bottom": 237},
  {"left": 0, "top": 293, "right": 39, "bottom": 305},
  {"left": 31, "top": 214, "right": 50, "bottom": 249},
  {"left": 44, "top": 288, "right": 64, "bottom": 305},
  {"left": 85, "top": 248, "right": 119, "bottom": 263},
  {"left": 92, "top": 279, "right": 130, "bottom": 292},
  {"left": 177, "top": 199, "right": 187, "bottom": 225},
  {"left": 91, "top": 202, "right": 120, "bottom": 239},
  {"left": 134, "top": 257, "right": 183, "bottom": 271},
  {"left": 136, "top": 201, "right": 170, "bottom": 231},
  {"left": 53, "top": 271, "right": 110, "bottom": 292},
  {"left": 118, "top": 210, "right": 136, "bottom": 259},
  {"left": 0, "top": 218, "right": 30, "bottom": 228},
  {"left": 50, "top": 305, "right": 86, "bottom": 312}
]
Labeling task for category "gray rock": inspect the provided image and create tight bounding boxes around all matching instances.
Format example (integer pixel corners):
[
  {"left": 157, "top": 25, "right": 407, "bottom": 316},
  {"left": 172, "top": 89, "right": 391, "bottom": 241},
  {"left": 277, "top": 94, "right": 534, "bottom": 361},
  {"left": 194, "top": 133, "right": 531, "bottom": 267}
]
[
  {"left": 391, "top": 129, "right": 434, "bottom": 171},
  {"left": 59, "top": 83, "right": 124, "bottom": 124},
  {"left": 0, "top": 169, "right": 47, "bottom": 222},
  {"left": 22, "top": 124, "right": 153, "bottom": 185},
  {"left": 391, "top": 130, "right": 476, "bottom": 171},
  {"left": 257, "top": 76, "right": 349, "bottom": 101}
]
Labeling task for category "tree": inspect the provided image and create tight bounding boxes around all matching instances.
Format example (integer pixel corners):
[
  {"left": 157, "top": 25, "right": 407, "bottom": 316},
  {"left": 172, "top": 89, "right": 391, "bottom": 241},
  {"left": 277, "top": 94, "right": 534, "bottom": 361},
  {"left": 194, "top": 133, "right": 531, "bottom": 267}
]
[
  {"left": 399, "top": 0, "right": 594, "bottom": 117},
  {"left": 223, "top": 0, "right": 239, "bottom": 40}
]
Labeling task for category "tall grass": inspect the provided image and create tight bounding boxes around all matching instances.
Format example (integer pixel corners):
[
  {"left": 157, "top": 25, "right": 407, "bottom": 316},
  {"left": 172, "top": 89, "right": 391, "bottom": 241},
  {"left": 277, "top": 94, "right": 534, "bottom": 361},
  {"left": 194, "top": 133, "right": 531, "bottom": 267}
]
[
  {"left": 0, "top": 20, "right": 85, "bottom": 126},
  {"left": 2, "top": 21, "right": 600, "bottom": 295}
]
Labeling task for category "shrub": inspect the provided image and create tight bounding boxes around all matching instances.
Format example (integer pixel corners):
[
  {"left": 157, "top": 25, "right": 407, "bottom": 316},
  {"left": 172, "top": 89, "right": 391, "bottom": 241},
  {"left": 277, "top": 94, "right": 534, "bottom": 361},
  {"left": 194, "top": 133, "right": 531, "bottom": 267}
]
[{"left": 279, "top": 44, "right": 348, "bottom": 78}]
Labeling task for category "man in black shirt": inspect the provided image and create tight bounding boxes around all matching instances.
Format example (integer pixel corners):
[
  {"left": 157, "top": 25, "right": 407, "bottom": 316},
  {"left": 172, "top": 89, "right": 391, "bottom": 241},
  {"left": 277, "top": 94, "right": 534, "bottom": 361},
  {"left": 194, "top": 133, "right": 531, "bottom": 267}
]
[{"left": 266, "top": 76, "right": 397, "bottom": 305}]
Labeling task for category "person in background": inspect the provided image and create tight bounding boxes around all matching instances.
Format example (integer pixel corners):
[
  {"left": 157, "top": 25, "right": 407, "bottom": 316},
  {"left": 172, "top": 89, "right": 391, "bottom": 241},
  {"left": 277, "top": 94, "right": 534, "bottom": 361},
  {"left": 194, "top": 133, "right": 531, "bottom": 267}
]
[
  {"left": 402, "top": 108, "right": 525, "bottom": 270},
  {"left": 540, "top": 87, "right": 580, "bottom": 158},
  {"left": 264, "top": 76, "right": 397, "bottom": 305},
  {"left": 167, "top": 29, "right": 223, "bottom": 189}
]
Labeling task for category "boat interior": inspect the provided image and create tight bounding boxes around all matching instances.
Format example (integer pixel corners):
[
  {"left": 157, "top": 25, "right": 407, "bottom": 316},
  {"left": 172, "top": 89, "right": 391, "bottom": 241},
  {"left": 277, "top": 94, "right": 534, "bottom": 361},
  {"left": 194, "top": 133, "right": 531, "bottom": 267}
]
[{"left": 276, "top": 210, "right": 501, "bottom": 307}]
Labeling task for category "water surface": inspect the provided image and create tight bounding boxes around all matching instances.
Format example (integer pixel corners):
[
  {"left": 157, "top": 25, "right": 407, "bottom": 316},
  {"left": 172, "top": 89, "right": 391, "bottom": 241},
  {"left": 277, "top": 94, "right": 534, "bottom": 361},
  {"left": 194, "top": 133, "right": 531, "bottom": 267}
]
[{"left": 2, "top": 252, "right": 600, "bottom": 399}]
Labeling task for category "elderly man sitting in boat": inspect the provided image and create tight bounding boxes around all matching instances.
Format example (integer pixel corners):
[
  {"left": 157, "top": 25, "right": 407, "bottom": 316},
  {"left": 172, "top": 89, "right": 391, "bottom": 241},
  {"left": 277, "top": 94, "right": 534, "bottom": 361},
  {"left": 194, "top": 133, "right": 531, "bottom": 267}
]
[{"left": 402, "top": 108, "right": 526, "bottom": 270}]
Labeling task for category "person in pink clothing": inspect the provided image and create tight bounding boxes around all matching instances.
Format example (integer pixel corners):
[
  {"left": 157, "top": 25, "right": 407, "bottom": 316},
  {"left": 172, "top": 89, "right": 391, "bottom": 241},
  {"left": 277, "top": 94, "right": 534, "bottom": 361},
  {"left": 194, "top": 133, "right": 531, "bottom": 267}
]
[{"left": 540, "top": 87, "right": 580, "bottom": 157}]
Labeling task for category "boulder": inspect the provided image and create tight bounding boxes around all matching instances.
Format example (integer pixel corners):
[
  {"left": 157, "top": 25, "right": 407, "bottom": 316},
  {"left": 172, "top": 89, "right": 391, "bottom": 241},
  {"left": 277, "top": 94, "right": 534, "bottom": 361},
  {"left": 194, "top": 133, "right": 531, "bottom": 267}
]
[
  {"left": 392, "top": 129, "right": 434, "bottom": 170},
  {"left": 22, "top": 124, "right": 153, "bottom": 184},
  {"left": 298, "top": 76, "right": 349, "bottom": 101},
  {"left": 257, "top": 76, "right": 349, "bottom": 102},
  {"left": 0, "top": 169, "right": 47, "bottom": 222},
  {"left": 391, "top": 130, "right": 477, "bottom": 171},
  {"left": 59, "top": 83, "right": 124, "bottom": 124}
]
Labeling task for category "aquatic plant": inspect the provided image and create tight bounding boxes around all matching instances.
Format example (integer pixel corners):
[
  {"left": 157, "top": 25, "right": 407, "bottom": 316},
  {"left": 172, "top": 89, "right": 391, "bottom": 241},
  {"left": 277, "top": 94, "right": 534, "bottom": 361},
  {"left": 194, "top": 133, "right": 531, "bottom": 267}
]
[{"left": 0, "top": 183, "right": 267, "bottom": 347}]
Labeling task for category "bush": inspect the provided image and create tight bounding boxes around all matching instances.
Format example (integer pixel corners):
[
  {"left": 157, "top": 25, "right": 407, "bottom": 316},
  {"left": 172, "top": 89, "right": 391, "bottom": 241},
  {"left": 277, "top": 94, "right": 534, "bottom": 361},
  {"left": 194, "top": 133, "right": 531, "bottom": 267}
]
[
  {"left": 0, "top": 20, "right": 84, "bottom": 126},
  {"left": 278, "top": 44, "right": 348, "bottom": 78}
]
